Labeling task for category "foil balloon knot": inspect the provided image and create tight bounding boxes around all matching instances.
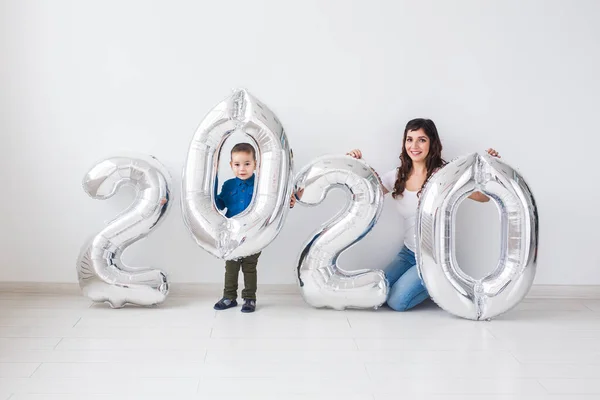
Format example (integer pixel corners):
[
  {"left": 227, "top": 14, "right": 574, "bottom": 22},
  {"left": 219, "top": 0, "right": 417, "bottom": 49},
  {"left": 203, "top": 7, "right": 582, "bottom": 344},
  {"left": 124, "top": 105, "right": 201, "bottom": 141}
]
[{"left": 231, "top": 89, "right": 248, "bottom": 125}]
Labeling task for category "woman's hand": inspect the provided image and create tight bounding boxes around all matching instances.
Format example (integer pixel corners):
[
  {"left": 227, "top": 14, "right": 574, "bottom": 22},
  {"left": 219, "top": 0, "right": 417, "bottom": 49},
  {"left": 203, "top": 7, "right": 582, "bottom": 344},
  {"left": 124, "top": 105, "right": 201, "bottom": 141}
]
[
  {"left": 346, "top": 150, "right": 387, "bottom": 193},
  {"left": 468, "top": 192, "right": 490, "bottom": 203},
  {"left": 486, "top": 148, "right": 500, "bottom": 158},
  {"left": 469, "top": 148, "right": 500, "bottom": 202},
  {"left": 346, "top": 149, "right": 362, "bottom": 159}
]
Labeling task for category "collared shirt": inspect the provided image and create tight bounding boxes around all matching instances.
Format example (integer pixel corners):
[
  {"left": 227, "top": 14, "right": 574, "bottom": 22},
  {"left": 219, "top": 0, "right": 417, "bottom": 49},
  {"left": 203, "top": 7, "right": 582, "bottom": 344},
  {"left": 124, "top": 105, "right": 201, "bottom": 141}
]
[{"left": 215, "top": 174, "right": 255, "bottom": 218}]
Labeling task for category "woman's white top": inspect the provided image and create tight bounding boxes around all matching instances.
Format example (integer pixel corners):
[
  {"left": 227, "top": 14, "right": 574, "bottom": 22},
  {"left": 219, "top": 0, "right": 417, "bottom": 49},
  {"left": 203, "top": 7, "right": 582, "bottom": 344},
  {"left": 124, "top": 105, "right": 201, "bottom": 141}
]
[{"left": 380, "top": 168, "right": 419, "bottom": 252}]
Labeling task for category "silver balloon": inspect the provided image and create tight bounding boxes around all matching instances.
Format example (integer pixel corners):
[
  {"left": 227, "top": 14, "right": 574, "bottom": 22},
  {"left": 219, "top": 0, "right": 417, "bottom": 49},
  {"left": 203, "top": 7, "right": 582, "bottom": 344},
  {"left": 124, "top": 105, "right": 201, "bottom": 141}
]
[
  {"left": 76, "top": 155, "right": 171, "bottom": 308},
  {"left": 416, "top": 152, "right": 539, "bottom": 320},
  {"left": 182, "top": 88, "right": 294, "bottom": 260},
  {"left": 294, "top": 155, "right": 388, "bottom": 310}
]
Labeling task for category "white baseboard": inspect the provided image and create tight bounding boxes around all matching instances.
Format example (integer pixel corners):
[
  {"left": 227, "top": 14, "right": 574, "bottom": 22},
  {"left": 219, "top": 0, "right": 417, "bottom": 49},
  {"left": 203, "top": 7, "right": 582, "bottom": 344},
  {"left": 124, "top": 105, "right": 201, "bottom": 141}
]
[
  {"left": 1, "top": 282, "right": 600, "bottom": 299},
  {"left": 0, "top": 282, "right": 300, "bottom": 296},
  {"left": 526, "top": 285, "right": 600, "bottom": 299}
]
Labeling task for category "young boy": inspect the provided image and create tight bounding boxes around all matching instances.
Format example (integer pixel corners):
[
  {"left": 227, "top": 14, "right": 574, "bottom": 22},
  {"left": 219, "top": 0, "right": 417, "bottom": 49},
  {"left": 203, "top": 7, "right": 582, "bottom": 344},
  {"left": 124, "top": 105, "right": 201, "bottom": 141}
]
[{"left": 213, "top": 143, "right": 295, "bottom": 313}]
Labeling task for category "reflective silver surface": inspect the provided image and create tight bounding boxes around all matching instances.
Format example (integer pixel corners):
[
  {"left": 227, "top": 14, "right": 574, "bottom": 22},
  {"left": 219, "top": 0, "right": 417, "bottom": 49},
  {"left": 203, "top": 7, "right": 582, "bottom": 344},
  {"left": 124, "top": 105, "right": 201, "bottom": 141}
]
[
  {"left": 416, "top": 153, "right": 539, "bottom": 320},
  {"left": 294, "top": 155, "right": 388, "bottom": 310},
  {"left": 182, "top": 89, "right": 294, "bottom": 260},
  {"left": 77, "top": 155, "right": 172, "bottom": 308}
]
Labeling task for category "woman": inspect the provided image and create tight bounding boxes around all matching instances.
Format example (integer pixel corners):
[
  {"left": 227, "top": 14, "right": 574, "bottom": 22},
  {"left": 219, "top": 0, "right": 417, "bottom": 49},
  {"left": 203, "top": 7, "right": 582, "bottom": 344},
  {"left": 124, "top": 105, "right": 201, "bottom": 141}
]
[{"left": 347, "top": 118, "right": 499, "bottom": 311}]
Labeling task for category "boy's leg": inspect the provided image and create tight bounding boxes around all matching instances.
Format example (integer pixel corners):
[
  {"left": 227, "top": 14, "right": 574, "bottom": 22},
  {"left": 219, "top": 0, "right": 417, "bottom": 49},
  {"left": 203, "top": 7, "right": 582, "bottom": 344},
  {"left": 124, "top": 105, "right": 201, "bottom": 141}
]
[
  {"left": 224, "top": 259, "right": 242, "bottom": 300},
  {"left": 241, "top": 252, "right": 261, "bottom": 300}
]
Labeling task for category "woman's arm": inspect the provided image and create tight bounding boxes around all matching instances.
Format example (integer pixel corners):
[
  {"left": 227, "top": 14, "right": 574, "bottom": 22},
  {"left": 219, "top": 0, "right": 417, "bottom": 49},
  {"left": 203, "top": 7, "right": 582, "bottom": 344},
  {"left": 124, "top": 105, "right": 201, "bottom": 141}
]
[
  {"left": 374, "top": 171, "right": 389, "bottom": 195},
  {"left": 346, "top": 149, "right": 389, "bottom": 194}
]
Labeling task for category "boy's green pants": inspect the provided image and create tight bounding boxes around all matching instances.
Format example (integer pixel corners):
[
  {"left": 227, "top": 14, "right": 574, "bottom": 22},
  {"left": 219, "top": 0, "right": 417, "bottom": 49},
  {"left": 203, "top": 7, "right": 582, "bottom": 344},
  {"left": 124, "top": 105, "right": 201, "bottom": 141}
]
[{"left": 223, "top": 252, "right": 261, "bottom": 301}]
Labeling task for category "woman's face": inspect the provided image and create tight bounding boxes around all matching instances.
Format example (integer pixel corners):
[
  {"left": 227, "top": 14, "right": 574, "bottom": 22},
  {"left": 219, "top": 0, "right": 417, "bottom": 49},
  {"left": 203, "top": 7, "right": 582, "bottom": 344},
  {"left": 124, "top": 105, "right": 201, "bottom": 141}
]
[{"left": 404, "top": 128, "right": 430, "bottom": 162}]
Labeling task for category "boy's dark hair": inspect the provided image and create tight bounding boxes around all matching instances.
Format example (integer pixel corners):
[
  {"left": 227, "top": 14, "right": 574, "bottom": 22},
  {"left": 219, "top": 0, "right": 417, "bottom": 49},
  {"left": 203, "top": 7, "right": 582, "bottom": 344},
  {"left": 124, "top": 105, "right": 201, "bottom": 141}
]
[{"left": 231, "top": 143, "right": 256, "bottom": 160}]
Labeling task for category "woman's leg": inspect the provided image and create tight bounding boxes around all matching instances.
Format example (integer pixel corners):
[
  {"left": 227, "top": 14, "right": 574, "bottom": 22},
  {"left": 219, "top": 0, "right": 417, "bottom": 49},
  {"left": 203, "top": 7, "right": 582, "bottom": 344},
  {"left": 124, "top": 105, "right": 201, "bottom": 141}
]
[
  {"left": 384, "top": 246, "right": 416, "bottom": 287},
  {"left": 387, "top": 264, "right": 429, "bottom": 311}
]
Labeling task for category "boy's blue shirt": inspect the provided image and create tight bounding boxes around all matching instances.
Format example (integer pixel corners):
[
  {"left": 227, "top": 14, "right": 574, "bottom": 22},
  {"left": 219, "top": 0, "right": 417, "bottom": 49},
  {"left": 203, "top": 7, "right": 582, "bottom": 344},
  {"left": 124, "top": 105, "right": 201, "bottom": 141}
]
[{"left": 215, "top": 174, "right": 255, "bottom": 218}]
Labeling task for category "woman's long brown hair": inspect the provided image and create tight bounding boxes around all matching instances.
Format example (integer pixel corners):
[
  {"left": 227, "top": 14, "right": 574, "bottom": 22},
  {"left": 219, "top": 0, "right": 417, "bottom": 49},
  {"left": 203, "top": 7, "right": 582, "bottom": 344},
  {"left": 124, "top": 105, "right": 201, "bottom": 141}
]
[{"left": 392, "top": 118, "right": 446, "bottom": 198}]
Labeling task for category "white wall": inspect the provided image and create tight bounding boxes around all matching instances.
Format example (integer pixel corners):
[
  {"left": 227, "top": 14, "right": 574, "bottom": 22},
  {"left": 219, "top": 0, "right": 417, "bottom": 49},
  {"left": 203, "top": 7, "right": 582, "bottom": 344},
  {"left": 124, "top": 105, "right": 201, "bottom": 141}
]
[{"left": 1, "top": 0, "right": 599, "bottom": 284}]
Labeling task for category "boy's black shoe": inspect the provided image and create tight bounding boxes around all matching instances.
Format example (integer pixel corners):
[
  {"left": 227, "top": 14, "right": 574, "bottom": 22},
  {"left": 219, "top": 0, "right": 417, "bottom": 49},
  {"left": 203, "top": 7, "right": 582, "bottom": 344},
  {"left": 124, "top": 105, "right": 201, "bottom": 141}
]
[
  {"left": 241, "top": 299, "right": 256, "bottom": 313},
  {"left": 214, "top": 298, "right": 238, "bottom": 310}
]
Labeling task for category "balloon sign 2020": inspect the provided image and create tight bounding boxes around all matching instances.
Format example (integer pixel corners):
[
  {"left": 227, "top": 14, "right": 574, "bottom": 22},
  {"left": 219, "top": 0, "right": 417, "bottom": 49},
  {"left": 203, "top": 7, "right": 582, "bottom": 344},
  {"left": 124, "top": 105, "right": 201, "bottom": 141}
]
[{"left": 77, "top": 89, "right": 538, "bottom": 318}]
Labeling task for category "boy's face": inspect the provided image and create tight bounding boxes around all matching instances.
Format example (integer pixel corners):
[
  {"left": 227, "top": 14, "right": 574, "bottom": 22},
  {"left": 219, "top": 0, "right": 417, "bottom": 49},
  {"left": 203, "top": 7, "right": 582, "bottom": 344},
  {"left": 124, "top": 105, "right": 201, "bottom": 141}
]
[{"left": 230, "top": 151, "right": 256, "bottom": 180}]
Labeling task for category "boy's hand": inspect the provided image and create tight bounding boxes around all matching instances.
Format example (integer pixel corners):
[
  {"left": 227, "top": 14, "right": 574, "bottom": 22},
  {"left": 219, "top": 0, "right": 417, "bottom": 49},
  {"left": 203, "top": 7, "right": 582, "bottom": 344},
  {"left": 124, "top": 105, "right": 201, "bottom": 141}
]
[
  {"left": 290, "top": 194, "right": 296, "bottom": 208},
  {"left": 290, "top": 188, "right": 305, "bottom": 208}
]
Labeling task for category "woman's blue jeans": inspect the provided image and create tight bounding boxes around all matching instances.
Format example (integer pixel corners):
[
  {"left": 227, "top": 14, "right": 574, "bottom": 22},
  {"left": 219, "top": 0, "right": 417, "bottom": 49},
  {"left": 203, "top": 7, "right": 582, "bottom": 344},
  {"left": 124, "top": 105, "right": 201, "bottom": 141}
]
[{"left": 384, "top": 246, "right": 429, "bottom": 311}]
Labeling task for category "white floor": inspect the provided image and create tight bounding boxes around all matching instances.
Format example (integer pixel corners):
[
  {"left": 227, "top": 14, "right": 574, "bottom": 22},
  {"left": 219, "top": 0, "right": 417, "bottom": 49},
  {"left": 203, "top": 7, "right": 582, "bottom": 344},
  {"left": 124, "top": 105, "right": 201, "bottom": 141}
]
[{"left": 1, "top": 289, "right": 600, "bottom": 400}]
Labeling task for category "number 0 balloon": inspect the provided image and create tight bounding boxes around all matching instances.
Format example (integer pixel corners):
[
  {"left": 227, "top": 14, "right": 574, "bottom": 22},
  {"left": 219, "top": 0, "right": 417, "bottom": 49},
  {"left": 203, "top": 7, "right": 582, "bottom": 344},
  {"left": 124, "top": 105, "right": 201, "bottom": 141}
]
[
  {"left": 416, "top": 153, "right": 539, "bottom": 320},
  {"left": 182, "top": 89, "right": 294, "bottom": 260}
]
